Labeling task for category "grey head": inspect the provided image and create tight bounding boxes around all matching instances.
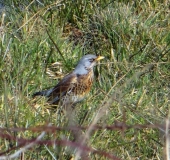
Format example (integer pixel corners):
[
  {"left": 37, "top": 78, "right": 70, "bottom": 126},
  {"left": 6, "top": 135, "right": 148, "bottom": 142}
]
[{"left": 73, "top": 54, "right": 104, "bottom": 75}]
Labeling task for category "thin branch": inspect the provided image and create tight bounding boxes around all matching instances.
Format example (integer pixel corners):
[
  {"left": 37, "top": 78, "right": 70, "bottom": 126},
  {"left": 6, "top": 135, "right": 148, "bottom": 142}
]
[{"left": 0, "top": 124, "right": 50, "bottom": 160}]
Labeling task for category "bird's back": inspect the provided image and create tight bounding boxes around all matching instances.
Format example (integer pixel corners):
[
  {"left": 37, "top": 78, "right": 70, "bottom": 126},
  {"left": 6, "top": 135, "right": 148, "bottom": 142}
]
[{"left": 40, "top": 69, "right": 94, "bottom": 106}]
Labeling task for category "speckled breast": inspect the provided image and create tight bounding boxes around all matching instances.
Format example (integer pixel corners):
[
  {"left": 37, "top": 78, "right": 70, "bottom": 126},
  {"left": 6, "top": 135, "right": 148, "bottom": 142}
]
[{"left": 63, "top": 70, "right": 94, "bottom": 104}]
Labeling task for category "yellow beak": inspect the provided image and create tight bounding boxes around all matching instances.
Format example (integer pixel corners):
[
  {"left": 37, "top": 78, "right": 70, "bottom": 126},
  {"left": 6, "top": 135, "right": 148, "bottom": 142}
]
[{"left": 95, "top": 56, "right": 105, "bottom": 61}]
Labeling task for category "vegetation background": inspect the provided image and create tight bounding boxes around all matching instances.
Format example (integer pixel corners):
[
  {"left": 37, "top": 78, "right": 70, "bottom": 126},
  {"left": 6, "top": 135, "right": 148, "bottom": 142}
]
[{"left": 0, "top": 0, "right": 170, "bottom": 159}]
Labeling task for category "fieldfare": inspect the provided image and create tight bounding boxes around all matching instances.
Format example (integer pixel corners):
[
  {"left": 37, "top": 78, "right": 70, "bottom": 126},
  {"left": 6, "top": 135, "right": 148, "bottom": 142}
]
[{"left": 33, "top": 54, "right": 104, "bottom": 107}]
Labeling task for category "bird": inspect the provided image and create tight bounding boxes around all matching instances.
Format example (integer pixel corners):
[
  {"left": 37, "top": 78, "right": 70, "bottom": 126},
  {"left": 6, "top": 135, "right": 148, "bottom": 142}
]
[{"left": 32, "top": 54, "right": 104, "bottom": 107}]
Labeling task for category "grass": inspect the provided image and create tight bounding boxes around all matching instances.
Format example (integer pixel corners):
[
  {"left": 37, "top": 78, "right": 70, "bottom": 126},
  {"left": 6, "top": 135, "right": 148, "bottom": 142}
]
[{"left": 0, "top": 0, "right": 170, "bottom": 159}]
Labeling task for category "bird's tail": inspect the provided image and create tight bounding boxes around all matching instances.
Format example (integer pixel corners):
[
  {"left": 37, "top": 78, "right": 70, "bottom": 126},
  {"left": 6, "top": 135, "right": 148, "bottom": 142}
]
[{"left": 32, "top": 88, "right": 53, "bottom": 97}]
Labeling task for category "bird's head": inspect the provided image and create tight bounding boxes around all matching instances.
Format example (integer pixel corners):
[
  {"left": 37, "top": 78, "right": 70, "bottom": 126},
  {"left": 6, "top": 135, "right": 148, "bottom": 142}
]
[{"left": 74, "top": 54, "right": 104, "bottom": 75}]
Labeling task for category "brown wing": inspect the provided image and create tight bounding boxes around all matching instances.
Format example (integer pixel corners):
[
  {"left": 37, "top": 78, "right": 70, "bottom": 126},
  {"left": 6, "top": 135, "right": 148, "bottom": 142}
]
[{"left": 48, "top": 72, "right": 77, "bottom": 104}]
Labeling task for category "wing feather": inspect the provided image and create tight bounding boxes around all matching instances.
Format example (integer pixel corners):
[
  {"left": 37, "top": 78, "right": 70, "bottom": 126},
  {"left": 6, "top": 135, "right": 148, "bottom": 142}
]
[{"left": 48, "top": 72, "right": 77, "bottom": 104}]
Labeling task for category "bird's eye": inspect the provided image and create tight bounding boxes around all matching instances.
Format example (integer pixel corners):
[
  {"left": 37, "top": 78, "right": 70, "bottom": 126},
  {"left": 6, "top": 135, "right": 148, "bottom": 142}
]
[{"left": 89, "top": 58, "right": 95, "bottom": 63}]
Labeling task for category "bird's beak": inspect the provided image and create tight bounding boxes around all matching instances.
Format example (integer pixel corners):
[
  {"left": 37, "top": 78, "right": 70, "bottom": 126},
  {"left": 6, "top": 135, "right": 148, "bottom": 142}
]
[{"left": 95, "top": 56, "right": 105, "bottom": 61}]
